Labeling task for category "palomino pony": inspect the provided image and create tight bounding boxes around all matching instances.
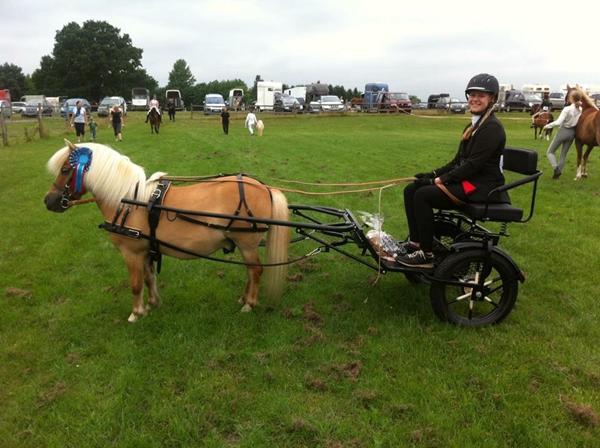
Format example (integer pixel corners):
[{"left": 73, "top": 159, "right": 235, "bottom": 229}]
[
  {"left": 149, "top": 108, "right": 161, "bottom": 134},
  {"left": 44, "top": 141, "right": 290, "bottom": 322},
  {"left": 568, "top": 86, "right": 600, "bottom": 180},
  {"left": 530, "top": 104, "right": 554, "bottom": 140}
]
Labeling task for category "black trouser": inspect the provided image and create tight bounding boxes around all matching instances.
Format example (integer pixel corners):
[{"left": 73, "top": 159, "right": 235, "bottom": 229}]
[
  {"left": 222, "top": 120, "right": 229, "bottom": 134},
  {"left": 404, "top": 182, "right": 466, "bottom": 252}
]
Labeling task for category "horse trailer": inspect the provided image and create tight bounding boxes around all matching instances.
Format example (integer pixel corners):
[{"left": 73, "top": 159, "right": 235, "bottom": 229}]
[
  {"left": 228, "top": 89, "right": 244, "bottom": 111},
  {"left": 131, "top": 87, "right": 150, "bottom": 111},
  {"left": 364, "top": 83, "right": 389, "bottom": 111},
  {"left": 255, "top": 81, "right": 282, "bottom": 111},
  {"left": 166, "top": 90, "right": 185, "bottom": 111}
]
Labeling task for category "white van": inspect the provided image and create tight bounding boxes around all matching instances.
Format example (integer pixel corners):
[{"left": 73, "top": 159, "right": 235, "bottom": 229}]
[{"left": 204, "top": 94, "right": 226, "bottom": 114}]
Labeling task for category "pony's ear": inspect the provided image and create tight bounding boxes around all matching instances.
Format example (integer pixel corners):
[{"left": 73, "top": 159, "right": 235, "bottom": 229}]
[{"left": 64, "top": 139, "right": 77, "bottom": 151}]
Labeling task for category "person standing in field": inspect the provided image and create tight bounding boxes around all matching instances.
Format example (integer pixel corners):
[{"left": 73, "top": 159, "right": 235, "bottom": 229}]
[
  {"left": 109, "top": 104, "right": 125, "bottom": 141},
  {"left": 543, "top": 90, "right": 582, "bottom": 179},
  {"left": 168, "top": 99, "right": 176, "bottom": 122},
  {"left": 221, "top": 107, "right": 230, "bottom": 135},
  {"left": 88, "top": 116, "right": 97, "bottom": 142},
  {"left": 69, "top": 100, "right": 88, "bottom": 143},
  {"left": 245, "top": 108, "right": 257, "bottom": 135}
]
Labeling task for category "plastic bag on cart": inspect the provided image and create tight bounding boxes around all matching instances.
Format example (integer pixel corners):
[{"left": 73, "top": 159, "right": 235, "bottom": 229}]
[{"left": 358, "top": 212, "right": 401, "bottom": 262}]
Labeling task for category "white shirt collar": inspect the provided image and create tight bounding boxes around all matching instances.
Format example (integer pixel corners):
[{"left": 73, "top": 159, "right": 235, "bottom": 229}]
[{"left": 471, "top": 114, "right": 481, "bottom": 126}]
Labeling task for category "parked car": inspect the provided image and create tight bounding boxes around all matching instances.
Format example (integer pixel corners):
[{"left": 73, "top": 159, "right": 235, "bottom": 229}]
[
  {"left": 427, "top": 93, "right": 449, "bottom": 109},
  {"left": 377, "top": 92, "right": 412, "bottom": 113},
  {"left": 0, "top": 100, "right": 11, "bottom": 118},
  {"left": 96, "top": 97, "right": 126, "bottom": 117},
  {"left": 449, "top": 99, "right": 467, "bottom": 114},
  {"left": 22, "top": 99, "right": 53, "bottom": 117},
  {"left": 504, "top": 91, "right": 542, "bottom": 112},
  {"left": 548, "top": 92, "right": 566, "bottom": 110},
  {"left": 310, "top": 95, "right": 344, "bottom": 112},
  {"left": 11, "top": 101, "right": 27, "bottom": 114},
  {"left": 274, "top": 93, "right": 301, "bottom": 112},
  {"left": 60, "top": 98, "right": 91, "bottom": 118},
  {"left": 203, "top": 94, "right": 226, "bottom": 114}
]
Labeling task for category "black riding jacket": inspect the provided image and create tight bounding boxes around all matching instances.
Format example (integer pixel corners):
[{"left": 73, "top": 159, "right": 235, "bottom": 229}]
[{"left": 434, "top": 114, "right": 508, "bottom": 203}]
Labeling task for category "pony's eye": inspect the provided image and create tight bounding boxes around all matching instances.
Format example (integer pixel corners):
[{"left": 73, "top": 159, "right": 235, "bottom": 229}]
[{"left": 61, "top": 168, "right": 71, "bottom": 175}]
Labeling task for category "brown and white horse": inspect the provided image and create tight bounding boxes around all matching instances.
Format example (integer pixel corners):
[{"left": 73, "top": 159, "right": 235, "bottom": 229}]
[
  {"left": 568, "top": 86, "right": 600, "bottom": 180},
  {"left": 531, "top": 104, "right": 554, "bottom": 140},
  {"left": 44, "top": 141, "right": 289, "bottom": 322}
]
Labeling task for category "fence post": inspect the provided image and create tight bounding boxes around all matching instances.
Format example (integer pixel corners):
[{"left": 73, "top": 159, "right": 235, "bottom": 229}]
[
  {"left": 37, "top": 103, "right": 43, "bottom": 138},
  {"left": 0, "top": 104, "right": 8, "bottom": 146}
]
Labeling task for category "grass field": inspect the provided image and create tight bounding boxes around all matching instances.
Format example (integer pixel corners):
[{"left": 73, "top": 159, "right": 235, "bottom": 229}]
[{"left": 1, "top": 111, "right": 600, "bottom": 447}]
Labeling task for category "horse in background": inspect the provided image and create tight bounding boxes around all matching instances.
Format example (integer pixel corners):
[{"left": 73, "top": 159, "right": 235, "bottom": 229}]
[
  {"left": 43, "top": 141, "right": 290, "bottom": 322},
  {"left": 567, "top": 86, "right": 600, "bottom": 180},
  {"left": 530, "top": 104, "right": 554, "bottom": 140},
  {"left": 149, "top": 108, "right": 161, "bottom": 134}
]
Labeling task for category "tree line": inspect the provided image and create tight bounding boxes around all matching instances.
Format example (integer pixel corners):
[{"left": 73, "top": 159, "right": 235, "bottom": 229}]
[{"left": 1, "top": 20, "right": 362, "bottom": 106}]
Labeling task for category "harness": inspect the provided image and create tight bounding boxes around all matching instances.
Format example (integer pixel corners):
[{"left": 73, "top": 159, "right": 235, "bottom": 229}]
[{"left": 100, "top": 174, "right": 270, "bottom": 272}]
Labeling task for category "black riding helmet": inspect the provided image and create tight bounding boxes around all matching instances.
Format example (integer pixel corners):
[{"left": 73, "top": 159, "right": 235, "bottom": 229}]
[{"left": 465, "top": 73, "right": 499, "bottom": 99}]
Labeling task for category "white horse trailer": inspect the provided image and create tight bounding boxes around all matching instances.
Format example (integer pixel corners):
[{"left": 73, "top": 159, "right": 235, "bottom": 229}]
[
  {"left": 228, "top": 88, "right": 244, "bottom": 111},
  {"left": 256, "top": 81, "right": 282, "bottom": 111},
  {"left": 522, "top": 84, "right": 550, "bottom": 95},
  {"left": 166, "top": 89, "right": 185, "bottom": 111}
]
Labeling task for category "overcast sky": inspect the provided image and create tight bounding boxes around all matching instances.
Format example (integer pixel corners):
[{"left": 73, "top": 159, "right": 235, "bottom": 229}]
[{"left": 3, "top": 0, "right": 600, "bottom": 100}]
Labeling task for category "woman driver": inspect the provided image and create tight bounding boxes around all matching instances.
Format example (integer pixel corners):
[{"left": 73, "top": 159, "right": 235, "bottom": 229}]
[{"left": 396, "top": 73, "right": 509, "bottom": 268}]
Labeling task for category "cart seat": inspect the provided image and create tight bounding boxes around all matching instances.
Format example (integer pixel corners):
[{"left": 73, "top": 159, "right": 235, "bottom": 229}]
[
  {"left": 463, "top": 203, "right": 523, "bottom": 222},
  {"left": 461, "top": 147, "right": 542, "bottom": 224}
]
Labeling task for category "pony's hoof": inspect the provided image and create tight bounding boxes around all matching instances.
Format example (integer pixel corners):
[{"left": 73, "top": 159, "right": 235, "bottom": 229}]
[
  {"left": 240, "top": 304, "right": 252, "bottom": 313},
  {"left": 127, "top": 313, "right": 139, "bottom": 323}
]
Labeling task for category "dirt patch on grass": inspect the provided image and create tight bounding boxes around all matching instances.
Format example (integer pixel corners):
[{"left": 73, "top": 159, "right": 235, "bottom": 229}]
[
  {"left": 330, "top": 360, "right": 362, "bottom": 382},
  {"left": 287, "top": 273, "right": 304, "bottom": 282},
  {"left": 561, "top": 395, "right": 599, "bottom": 427},
  {"left": 37, "top": 382, "right": 67, "bottom": 408},
  {"left": 305, "top": 377, "right": 328, "bottom": 392},
  {"left": 5, "top": 287, "right": 32, "bottom": 299}
]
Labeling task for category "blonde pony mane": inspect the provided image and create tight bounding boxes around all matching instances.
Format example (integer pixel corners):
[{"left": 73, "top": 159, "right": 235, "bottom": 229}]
[
  {"left": 570, "top": 86, "right": 599, "bottom": 111},
  {"left": 46, "top": 143, "right": 166, "bottom": 207}
]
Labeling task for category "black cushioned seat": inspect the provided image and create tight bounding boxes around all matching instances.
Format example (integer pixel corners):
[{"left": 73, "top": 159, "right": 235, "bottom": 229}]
[
  {"left": 463, "top": 203, "right": 523, "bottom": 222},
  {"left": 460, "top": 147, "right": 539, "bottom": 223}
]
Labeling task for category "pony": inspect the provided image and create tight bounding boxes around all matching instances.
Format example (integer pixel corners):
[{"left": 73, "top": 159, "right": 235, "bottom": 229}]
[
  {"left": 148, "top": 108, "right": 161, "bottom": 134},
  {"left": 256, "top": 119, "right": 264, "bottom": 136},
  {"left": 44, "top": 141, "right": 290, "bottom": 322},
  {"left": 567, "top": 85, "right": 600, "bottom": 180},
  {"left": 530, "top": 104, "right": 554, "bottom": 140}
]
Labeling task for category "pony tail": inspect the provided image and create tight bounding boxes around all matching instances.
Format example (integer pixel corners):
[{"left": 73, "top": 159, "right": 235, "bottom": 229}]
[{"left": 263, "top": 189, "right": 290, "bottom": 300}]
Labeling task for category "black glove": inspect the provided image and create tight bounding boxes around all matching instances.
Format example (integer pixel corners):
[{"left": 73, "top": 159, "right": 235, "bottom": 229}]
[
  {"left": 414, "top": 177, "right": 434, "bottom": 186},
  {"left": 414, "top": 172, "right": 434, "bottom": 179}
]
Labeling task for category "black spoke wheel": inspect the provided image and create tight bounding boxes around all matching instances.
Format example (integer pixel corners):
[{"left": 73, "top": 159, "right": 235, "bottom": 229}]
[{"left": 430, "top": 249, "right": 519, "bottom": 326}]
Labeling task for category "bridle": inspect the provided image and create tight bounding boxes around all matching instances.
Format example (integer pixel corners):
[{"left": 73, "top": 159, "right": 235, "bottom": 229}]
[{"left": 50, "top": 140, "right": 96, "bottom": 209}]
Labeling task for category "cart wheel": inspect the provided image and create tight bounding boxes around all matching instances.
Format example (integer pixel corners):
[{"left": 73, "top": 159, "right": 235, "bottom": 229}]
[{"left": 430, "top": 249, "right": 518, "bottom": 326}]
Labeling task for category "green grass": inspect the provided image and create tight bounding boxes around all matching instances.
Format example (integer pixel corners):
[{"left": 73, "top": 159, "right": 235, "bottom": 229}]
[{"left": 1, "top": 111, "right": 600, "bottom": 447}]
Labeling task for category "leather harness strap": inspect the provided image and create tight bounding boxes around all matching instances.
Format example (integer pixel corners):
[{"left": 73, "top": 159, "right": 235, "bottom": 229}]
[
  {"left": 147, "top": 180, "right": 171, "bottom": 273},
  {"left": 435, "top": 182, "right": 465, "bottom": 207}
]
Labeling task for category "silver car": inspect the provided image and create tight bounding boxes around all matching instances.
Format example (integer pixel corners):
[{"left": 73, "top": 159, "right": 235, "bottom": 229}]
[{"left": 97, "top": 97, "right": 127, "bottom": 117}]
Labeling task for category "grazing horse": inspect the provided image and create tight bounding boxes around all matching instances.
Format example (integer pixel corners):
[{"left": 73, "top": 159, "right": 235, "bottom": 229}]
[
  {"left": 148, "top": 108, "right": 161, "bottom": 134},
  {"left": 530, "top": 105, "right": 554, "bottom": 140},
  {"left": 44, "top": 141, "right": 290, "bottom": 322},
  {"left": 568, "top": 86, "right": 600, "bottom": 179}
]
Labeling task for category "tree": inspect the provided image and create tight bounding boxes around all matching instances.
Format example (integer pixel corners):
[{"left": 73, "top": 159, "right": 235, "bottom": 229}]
[
  {"left": 167, "top": 59, "right": 196, "bottom": 90},
  {"left": 30, "top": 20, "right": 157, "bottom": 101},
  {"left": 0, "top": 63, "right": 27, "bottom": 100},
  {"left": 409, "top": 95, "right": 421, "bottom": 104}
]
